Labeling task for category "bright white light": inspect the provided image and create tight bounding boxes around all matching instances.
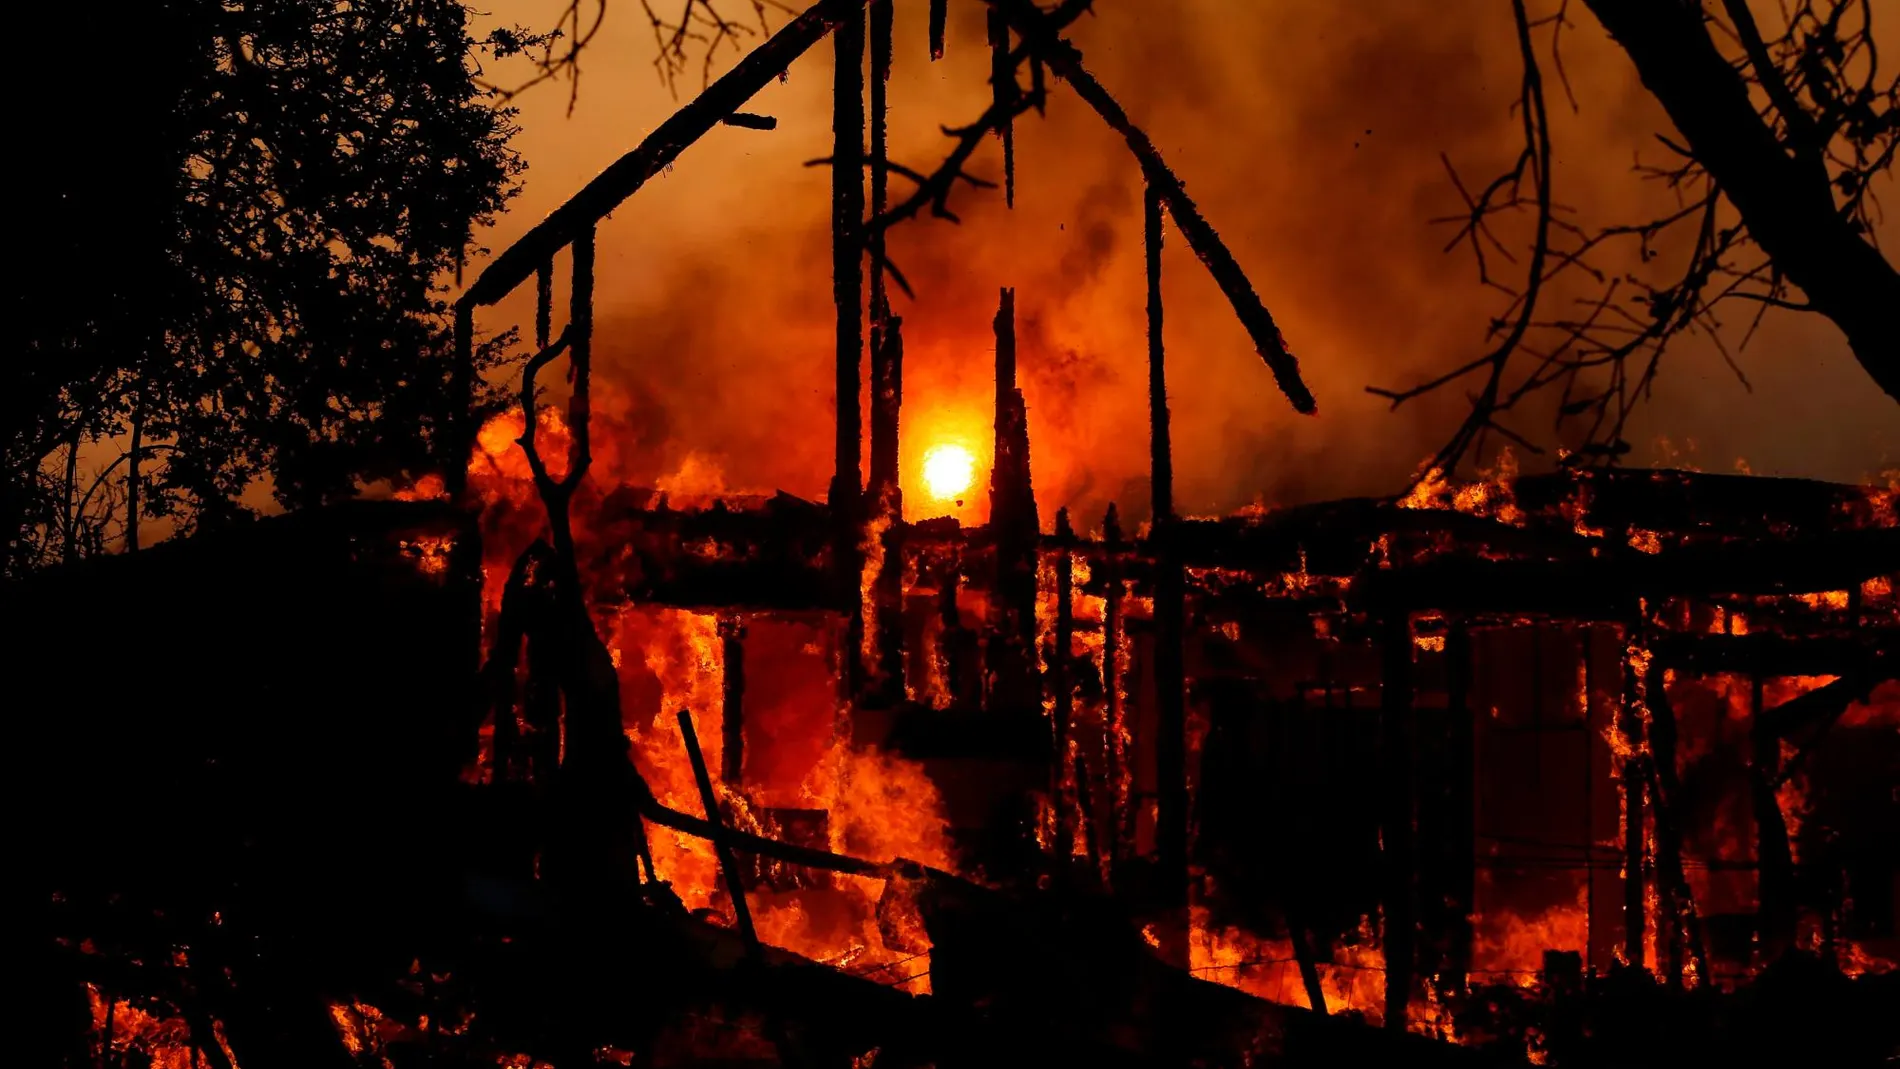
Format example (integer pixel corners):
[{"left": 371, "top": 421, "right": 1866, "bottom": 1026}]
[{"left": 922, "top": 442, "right": 976, "bottom": 500}]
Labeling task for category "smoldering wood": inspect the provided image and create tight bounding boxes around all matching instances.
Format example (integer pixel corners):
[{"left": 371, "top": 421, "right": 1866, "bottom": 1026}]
[{"left": 928, "top": 0, "right": 946, "bottom": 60}]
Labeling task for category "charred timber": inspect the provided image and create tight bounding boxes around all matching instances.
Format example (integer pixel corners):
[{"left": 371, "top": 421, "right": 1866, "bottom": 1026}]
[
  {"left": 459, "top": 0, "right": 876, "bottom": 309},
  {"left": 988, "top": 287, "right": 1041, "bottom": 714},
  {"left": 1054, "top": 507, "right": 1078, "bottom": 852},
  {"left": 993, "top": 0, "right": 1314, "bottom": 413},
  {"left": 721, "top": 618, "right": 748, "bottom": 784},
  {"left": 1620, "top": 638, "right": 1649, "bottom": 969},
  {"left": 1378, "top": 613, "right": 1416, "bottom": 1031},
  {"left": 1750, "top": 675, "right": 1797, "bottom": 964},
  {"left": 1643, "top": 661, "right": 1709, "bottom": 989}
]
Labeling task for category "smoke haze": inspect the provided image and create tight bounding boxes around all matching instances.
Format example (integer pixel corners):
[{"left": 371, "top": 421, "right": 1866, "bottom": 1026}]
[{"left": 469, "top": 0, "right": 1900, "bottom": 527}]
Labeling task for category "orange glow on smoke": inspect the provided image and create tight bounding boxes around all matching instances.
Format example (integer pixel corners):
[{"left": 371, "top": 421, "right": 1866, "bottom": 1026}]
[{"left": 922, "top": 442, "right": 976, "bottom": 501}]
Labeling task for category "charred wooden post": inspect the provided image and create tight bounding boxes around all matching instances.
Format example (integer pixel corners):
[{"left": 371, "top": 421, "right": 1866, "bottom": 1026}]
[
  {"left": 869, "top": 316, "right": 907, "bottom": 706},
  {"left": 833, "top": 2, "right": 867, "bottom": 697},
  {"left": 939, "top": 554, "right": 982, "bottom": 709},
  {"left": 1620, "top": 635, "right": 1650, "bottom": 971},
  {"left": 1145, "top": 184, "right": 1190, "bottom": 967},
  {"left": 679, "top": 710, "right": 761, "bottom": 958},
  {"left": 1054, "top": 508, "right": 1078, "bottom": 852},
  {"left": 1444, "top": 619, "right": 1476, "bottom": 991},
  {"left": 868, "top": 0, "right": 895, "bottom": 408},
  {"left": 929, "top": 0, "right": 947, "bottom": 59},
  {"left": 1379, "top": 613, "right": 1416, "bottom": 1032},
  {"left": 1750, "top": 673, "right": 1796, "bottom": 964},
  {"left": 988, "top": 287, "right": 1041, "bottom": 714},
  {"left": 721, "top": 618, "right": 748, "bottom": 786},
  {"left": 125, "top": 410, "right": 141, "bottom": 553},
  {"left": 988, "top": 4, "right": 1016, "bottom": 207},
  {"left": 1103, "top": 503, "right": 1131, "bottom": 865},
  {"left": 447, "top": 301, "right": 474, "bottom": 498},
  {"left": 1145, "top": 182, "right": 1173, "bottom": 520},
  {"left": 1645, "top": 658, "right": 1709, "bottom": 988}
]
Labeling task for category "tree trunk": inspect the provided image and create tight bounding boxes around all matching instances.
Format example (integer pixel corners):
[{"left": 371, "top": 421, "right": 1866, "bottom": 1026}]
[{"left": 1583, "top": 0, "right": 1900, "bottom": 402}]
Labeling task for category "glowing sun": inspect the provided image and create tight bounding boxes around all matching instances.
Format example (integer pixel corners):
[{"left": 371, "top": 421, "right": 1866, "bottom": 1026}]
[{"left": 922, "top": 442, "right": 976, "bottom": 500}]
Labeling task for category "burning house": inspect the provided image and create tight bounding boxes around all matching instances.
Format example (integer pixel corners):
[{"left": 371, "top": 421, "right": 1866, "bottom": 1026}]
[{"left": 25, "top": 1, "right": 1900, "bottom": 1067}]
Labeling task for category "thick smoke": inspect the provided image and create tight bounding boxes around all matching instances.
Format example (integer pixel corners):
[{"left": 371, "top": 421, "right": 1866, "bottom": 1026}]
[{"left": 473, "top": 0, "right": 1898, "bottom": 527}]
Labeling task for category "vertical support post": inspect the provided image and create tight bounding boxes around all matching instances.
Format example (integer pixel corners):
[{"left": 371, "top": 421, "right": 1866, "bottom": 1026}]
[
  {"left": 446, "top": 301, "right": 474, "bottom": 499},
  {"left": 1646, "top": 657, "right": 1708, "bottom": 988},
  {"left": 988, "top": 288, "right": 1040, "bottom": 713},
  {"left": 1620, "top": 633, "right": 1649, "bottom": 971},
  {"left": 568, "top": 229, "right": 594, "bottom": 457},
  {"left": 535, "top": 260, "right": 553, "bottom": 350},
  {"left": 1054, "top": 507, "right": 1078, "bottom": 856},
  {"left": 1751, "top": 673, "right": 1795, "bottom": 964},
  {"left": 1103, "top": 504, "right": 1131, "bottom": 867},
  {"left": 1145, "top": 182, "right": 1189, "bottom": 967},
  {"left": 125, "top": 409, "right": 142, "bottom": 553},
  {"left": 868, "top": 0, "right": 900, "bottom": 516},
  {"left": 721, "top": 619, "right": 747, "bottom": 786},
  {"left": 833, "top": 4, "right": 867, "bottom": 700},
  {"left": 1444, "top": 619, "right": 1475, "bottom": 992},
  {"left": 1145, "top": 181, "right": 1173, "bottom": 521},
  {"left": 1380, "top": 612, "right": 1415, "bottom": 1032}
]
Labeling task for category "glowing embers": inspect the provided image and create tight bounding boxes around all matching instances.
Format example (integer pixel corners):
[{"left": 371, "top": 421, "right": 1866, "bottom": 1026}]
[{"left": 921, "top": 442, "right": 976, "bottom": 502}]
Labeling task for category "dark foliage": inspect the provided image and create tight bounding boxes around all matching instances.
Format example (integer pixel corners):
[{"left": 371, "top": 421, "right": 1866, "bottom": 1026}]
[{"left": 7, "top": 0, "right": 523, "bottom": 577}]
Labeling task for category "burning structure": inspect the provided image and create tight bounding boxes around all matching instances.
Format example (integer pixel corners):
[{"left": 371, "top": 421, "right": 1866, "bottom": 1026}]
[{"left": 24, "top": 1, "right": 1899, "bottom": 1067}]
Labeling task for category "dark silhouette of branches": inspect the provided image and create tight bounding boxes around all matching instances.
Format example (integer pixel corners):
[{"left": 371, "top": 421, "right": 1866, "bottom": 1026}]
[
  {"left": 481, "top": 0, "right": 797, "bottom": 111},
  {"left": 1372, "top": 0, "right": 1900, "bottom": 476},
  {"left": 8, "top": 0, "right": 522, "bottom": 578}
]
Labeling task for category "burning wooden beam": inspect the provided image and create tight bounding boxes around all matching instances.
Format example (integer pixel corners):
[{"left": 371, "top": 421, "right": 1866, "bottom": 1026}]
[
  {"left": 1146, "top": 175, "right": 1191, "bottom": 967},
  {"left": 721, "top": 618, "right": 748, "bottom": 785},
  {"left": 1103, "top": 503, "right": 1131, "bottom": 866},
  {"left": 1620, "top": 635, "right": 1650, "bottom": 970},
  {"left": 988, "top": 287, "right": 1041, "bottom": 714},
  {"left": 1644, "top": 658, "right": 1710, "bottom": 989},
  {"left": 992, "top": 0, "right": 1315, "bottom": 415},
  {"left": 1054, "top": 507, "right": 1078, "bottom": 853}
]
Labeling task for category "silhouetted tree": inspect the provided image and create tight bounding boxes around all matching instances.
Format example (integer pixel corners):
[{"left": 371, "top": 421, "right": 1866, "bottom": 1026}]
[
  {"left": 6, "top": 0, "right": 523, "bottom": 577},
  {"left": 1375, "top": 0, "right": 1898, "bottom": 473}
]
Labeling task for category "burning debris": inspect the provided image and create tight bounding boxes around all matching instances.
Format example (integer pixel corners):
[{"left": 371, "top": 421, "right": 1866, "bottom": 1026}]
[{"left": 25, "top": 3, "right": 1900, "bottom": 1068}]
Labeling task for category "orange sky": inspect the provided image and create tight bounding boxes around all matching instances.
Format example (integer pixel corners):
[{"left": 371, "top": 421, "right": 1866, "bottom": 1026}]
[{"left": 465, "top": 0, "right": 1900, "bottom": 527}]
